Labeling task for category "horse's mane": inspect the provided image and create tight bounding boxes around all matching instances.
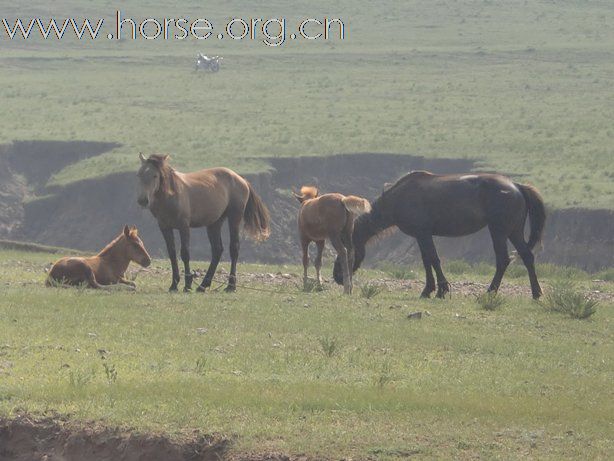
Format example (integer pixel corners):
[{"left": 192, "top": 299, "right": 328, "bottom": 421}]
[
  {"left": 146, "top": 154, "right": 176, "bottom": 195},
  {"left": 98, "top": 234, "right": 123, "bottom": 257},
  {"left": 353, "top": 171, "right": 431, "bottom": 245},
  {"left": 353, "top": 199, "right": 397, "bottom": 246}
]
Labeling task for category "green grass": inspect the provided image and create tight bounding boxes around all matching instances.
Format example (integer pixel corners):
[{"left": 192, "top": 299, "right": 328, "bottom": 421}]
[
  {"left": 0, "top": 249, "right": 612, "bottom": 459},
  {"left": 0, "top": 1, "right": 614, "bottom": 208}
]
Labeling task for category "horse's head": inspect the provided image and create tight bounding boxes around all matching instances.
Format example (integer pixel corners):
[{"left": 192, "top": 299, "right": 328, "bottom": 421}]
[
  {"left": 122, "top": 225, "right": 151, "bottom": 267},
  {"left": 137, "top": 153, "right": 171, "bottom": 208}
]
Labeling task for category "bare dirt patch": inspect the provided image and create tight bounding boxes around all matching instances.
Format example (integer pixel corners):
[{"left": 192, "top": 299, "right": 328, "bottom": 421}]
[
  {"left": 142, "top": 267, "right": 614, "bottom": 303},
  {"left": 0, "top": 414, "right": 228, "bottom": 461}
]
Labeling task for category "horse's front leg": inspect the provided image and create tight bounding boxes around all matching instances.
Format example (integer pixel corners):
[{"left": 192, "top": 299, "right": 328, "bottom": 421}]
[
  {"left": 197, "top": 219, "right": 224, "bottom": 292},
  {"left": 179, "top": 226, "right": 193, "bottom": 292},
  {"left": 422, "top": 235, "right": 450, "bottom": 299},
  {"left": 118, "top": 277, "right": 136, "bottom": 288},
  {"left": 330, "top": 235, "right": 351, "bottom": 295},
  {"left": 417, "top": 236, "right": 437, "bottom": 298},
  {"left": 161, "top": 227, "right": 180, "bottom": 292}
]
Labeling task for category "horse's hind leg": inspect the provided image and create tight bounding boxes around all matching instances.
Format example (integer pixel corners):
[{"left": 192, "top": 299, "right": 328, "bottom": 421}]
[
  {"left": 314, "top": 240, "right": 325, "bottom": 286},
  {"left": 509, "top": 230, "right": 542, "bottom": 299},
  {"left": 487, "top": 227, "right": 511, "bottom": 294},
  {"left": 330, "top": 234, "right": 351, "bottom": 294},
  {"left": 197, "top": 219, "right": 224, "bottom": 292},
  {"left": 225, "top": 212, "right": 242, "bottom": 292},
  {"left": 84, "top": 265, "right": 105, "bottom": 290},
  {"left": 301, "top": 237, "right": 311, "bottom": 289},
  {"left": 340, "top": 226, "right": 354, "bottom": 292},
  {"left": 161, "top": 227, "right": 180, "bottom": 292},
  {"left": 179, "top": 226, "right": 193, "bottom": 292}
]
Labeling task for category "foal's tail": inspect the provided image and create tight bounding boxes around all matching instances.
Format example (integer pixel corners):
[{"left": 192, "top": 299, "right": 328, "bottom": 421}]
[
  {"left": 293, "top": 186, "right": 318, "bottom": 203},
  {"left": 342, "top": 195, "right": 371, "bottom": 215},
  {"left": 516, "top": 183, "right": 546, "bottom": 250},
  {"left": 244, "top": 183, "right": 271, "bottom": 241}
]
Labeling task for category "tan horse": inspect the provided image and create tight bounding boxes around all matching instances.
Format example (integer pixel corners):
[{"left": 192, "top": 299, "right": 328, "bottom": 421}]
[
  {"left": 137, "top": 154, "right": 270, "bottom": 292},
  {"left": 294, "top": 186, "right": 371, "bottom": 294},
  {"left": 46, "top": 226, "right": 151, "bottom": 289}
]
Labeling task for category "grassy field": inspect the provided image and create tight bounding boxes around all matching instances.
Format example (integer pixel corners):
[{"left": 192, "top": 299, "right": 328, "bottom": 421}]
[
  {"left": 0, "top": 249, "right": 612, "bottom": 459},
  {"left": 0, "top": 1, "right": 614, "bottom": 207}
]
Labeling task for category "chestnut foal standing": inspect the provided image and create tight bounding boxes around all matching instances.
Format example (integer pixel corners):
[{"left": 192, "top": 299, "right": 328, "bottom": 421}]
[
  {"left": 137, "top": 154, "right": 270, "bottom": 292},
  {"left": 294, "top": 186, "right": 371, "bottom": 294},
  {"left": 47, "top": 225, "right": 151, "bottom": 289}
]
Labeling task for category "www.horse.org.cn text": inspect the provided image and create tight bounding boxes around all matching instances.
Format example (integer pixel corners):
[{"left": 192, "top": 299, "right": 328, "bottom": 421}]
[{"left": 0, "top": 11, "right": 346, "bottom": 47}]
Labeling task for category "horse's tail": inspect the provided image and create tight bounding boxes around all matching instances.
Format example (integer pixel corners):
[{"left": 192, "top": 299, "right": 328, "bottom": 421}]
[
  {"left": 342, "top": 195, "right": 371, "bottom": 215},
  {"left": 243, "top": 182, "right": 271, "bottom": 241},
  {"left": 515, "top": 183, "right": 546, "bottom": 250},
  {"left": 293, "top": 186, "right": 318, "bottom": 203}
]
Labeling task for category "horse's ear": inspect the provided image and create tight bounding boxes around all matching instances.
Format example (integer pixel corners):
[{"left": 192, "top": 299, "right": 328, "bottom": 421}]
[
  {"left": 129, "top": 226, "right": 138, "bottom": 238},
  {"left": 123, "top": 225, "right": 130, "bottom": 237},
  {"left": 292, "top": 190, "right": 304, "bottom": 203},
  {"left": 163, "top": 154, "right": 171, "bottom": 162},
  {"left": 139, "top": 152, "right": 146, "bottom": 164}
]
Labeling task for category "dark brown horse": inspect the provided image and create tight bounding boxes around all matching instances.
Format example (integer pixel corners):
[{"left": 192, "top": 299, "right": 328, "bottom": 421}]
[
  {"left": 137, "top": 154, "right": 270, "bottom": 292},
  {"left": 334, "top": 171, "right": 546, "bottom": 299}
]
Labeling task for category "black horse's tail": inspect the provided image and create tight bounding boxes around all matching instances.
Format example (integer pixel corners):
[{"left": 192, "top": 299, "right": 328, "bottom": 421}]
[
  {"left": 243, "top": 182, "right": 271, "bottom": 241},
  {"left": 515, "top": 183, "right": 546, "bottom": 250}
]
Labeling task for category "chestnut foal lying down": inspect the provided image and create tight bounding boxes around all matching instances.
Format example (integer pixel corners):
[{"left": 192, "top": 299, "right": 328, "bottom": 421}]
[
  {"left": 46, "top": 226, "right": 151, "bottom": 289},
  {"left": 294, "top": 186, "right": 371, "bottom": 294}
]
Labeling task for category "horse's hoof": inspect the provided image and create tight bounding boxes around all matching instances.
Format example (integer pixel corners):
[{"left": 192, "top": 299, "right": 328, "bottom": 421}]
[
  {"left": 224, "top": 285, "right": 236, "bottom": 293},
  {"left": 196, "top": 286, "right": 207, "bottom": 293},
  {"left": 183, "top": 287, "right": 192, "bottom": 293},
  {"left": 436, "top": 282, "right": 451, "bottom": 299},
  {"left": 169, "top": 287, "right": 178, "bottom": 293}
]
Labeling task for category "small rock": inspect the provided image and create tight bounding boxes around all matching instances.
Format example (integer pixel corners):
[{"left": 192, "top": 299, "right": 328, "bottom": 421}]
[
  {"left": 303, "top": 303, "right": 309, "bottom": 308},
  {"left": 407, "top": 311, "right": 422, "bottom": 320},
  {"left": 87, "top": 332, "right": 97, "bottom": 338},
  {"left": 196, "top": 328, "right": 208, "bottom": 335},
  {"left": 455, "top": 313, "right": 467, "bottom": 320}
]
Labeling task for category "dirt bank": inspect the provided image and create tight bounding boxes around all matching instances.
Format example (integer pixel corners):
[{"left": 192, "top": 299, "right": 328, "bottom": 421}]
[
  {"left": 0, "top": 414, "right": 228, "bottom": 461},
  {"left": 0, "top": 141, "right": 119, "bottom": 240},
  {"left": 1, "top": 142, "right": 613, "bottom": 270}
]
